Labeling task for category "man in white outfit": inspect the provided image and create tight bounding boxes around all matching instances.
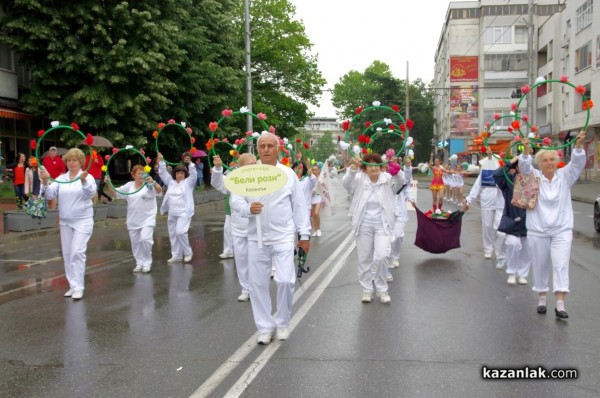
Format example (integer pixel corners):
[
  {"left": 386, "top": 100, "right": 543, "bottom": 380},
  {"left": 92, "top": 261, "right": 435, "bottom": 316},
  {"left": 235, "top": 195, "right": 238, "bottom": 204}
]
[{"left": 231, "top": 133, "right": 311, "bottom": 345}]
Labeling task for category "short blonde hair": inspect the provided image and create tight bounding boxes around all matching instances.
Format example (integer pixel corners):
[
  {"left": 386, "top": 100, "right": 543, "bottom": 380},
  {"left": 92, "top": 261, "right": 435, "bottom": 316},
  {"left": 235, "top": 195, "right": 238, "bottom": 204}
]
[
  {"left": 534, "top": 149, "right": 558, "bottom": 165},
  {"left": 238, "top": 153, "right": 257, "bottom": 167},
  {"left": 63, "top": 148, "right": 85, "bottom": 167},
  {"left": 130, "top": 164, "right": 145, "bottom": 178}
]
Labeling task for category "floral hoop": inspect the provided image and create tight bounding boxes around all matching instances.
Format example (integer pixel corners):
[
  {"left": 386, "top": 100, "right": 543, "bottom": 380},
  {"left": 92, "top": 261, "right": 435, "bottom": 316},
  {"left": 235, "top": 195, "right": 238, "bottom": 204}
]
[
  {"left": 206, "top": 107, "right": 270, "bottom": 170},
  {"left": 153, "top": 119, "right": 194, "bottom": 166},
  {"left": 342, "top": 102, "right": 412, "bottom": 166},
  {"left": 34, "top": 122, "right": 92, "bottom": 183},
  {"left": 104, "top": 146, "right": 151, "bottom": 195}
]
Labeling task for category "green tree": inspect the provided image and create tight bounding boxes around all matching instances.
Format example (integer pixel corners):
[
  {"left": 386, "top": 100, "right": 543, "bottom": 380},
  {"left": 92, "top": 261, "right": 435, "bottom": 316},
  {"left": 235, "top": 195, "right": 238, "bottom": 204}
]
[{"left": 310, "top": 131, "right": 337, "bottom": 162}]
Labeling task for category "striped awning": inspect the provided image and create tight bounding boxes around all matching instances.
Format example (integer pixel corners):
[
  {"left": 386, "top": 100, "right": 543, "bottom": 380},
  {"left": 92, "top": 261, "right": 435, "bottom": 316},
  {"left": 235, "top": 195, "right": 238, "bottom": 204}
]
[{"left": 0, "top": 107, "right": 33, "bottom": 120}]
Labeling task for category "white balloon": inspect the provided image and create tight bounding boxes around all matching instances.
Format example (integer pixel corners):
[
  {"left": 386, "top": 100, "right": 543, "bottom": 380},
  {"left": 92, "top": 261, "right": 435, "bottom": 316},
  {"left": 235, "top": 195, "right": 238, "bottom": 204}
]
[
  {"left": 353, "top": 145, "right": 361, "bottom": 155},
  {"left": 283, "top": 137, "right": 289, "bottom": 144},
  {"left": 50, "top": 121, "right": 60, "bottom": 127},
  {"left": 408, "top": 149, "right": 414, "bottom": 157},
  {"left": 406, "top": 136, "right": 414, "bottom": 146},
  {"left": 372, "top": 101, "right": 381, "bottom": 107},
  {"left": 339, "top": 141, "right": 350, "bottom": 150}
]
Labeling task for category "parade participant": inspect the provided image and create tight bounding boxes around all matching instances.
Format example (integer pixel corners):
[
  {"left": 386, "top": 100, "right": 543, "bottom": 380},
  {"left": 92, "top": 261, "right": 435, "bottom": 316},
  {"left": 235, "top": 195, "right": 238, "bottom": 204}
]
[
  {"left": 211, "top": 153, "right": 257, "bottom": 301},
  {"left": 519, "top": 131, "right": 586, "bottom": 319},
  {"left": 428, "top": 153, "right": 451, "bottom": 211},
  {"left": 230, "top": 132, "right": 311, "bottom": 344},
  {"left": 39, "top": 148, "right": 97, "bottom": 300},
  {"left": 390, "top": 157, "right": 416, "bottom": 269},
  {"left": 42, "top": 146, "right": 65, "bottom": 179},
  {"left": 342, "top": 153, "right": 405, "bottom": 304},
  {"left": 24, "top": 156, "right": 40, "bottom": 200},
  {"left": 157, "top": 152, "right": 196, "bottom": 263},
  {"left": 493, "top": 157, "right": 531, "bottom": 285},
  {"left": 310, "top": 163, "right": 323, "bottom": 237},
  {"left": 451, "top": 163, "right": 465, "bottom": 204},
  {"left": 293, "top": 158, "right": 317, "bottom": 211},
  {"left": 105, "top": 165, "right": 162, "bottom": 273},
  {"left": 85, "top": 148, "right": 112, "bottom": 203},
  {"left": 463, "top": 148, "right": 504, "bottom": 260}
]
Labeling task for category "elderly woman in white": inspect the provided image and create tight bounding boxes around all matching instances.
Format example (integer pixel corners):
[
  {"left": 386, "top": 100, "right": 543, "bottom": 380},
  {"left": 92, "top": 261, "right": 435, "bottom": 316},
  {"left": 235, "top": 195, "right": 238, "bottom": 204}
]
[
  {"left": 519, "top": 130, "right": 586, "bottom": 319},
  {"left": 39, "top": 148, "right": 97, "bottom": 300},
  {"left": 105, "top": 164, "right": 162, "bottom": 273},
  {"left": 157, "top": 153, "right": 197, "bottom": 263},
  {"left": 343, "top": 153, "right": 405, "bottom": 304}
]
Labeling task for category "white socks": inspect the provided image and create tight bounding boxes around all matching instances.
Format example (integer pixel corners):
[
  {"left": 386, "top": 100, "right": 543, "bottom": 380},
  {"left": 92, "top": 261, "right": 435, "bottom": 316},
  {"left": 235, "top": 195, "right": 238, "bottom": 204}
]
[
  {"left": 538, "top": 295, "right": 547, "bottom": 307},
  {"left": 556, "top": 300, "right": 565, "bottom": 312}
]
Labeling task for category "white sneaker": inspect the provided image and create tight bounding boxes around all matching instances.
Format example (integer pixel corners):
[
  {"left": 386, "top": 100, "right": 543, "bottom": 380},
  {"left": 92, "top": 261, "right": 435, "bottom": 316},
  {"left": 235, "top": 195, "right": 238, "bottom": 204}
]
[
  {"left": 311, "top": 231, "right": 317, "bottom": 237},
  {"left": 72, "top": 290, "right": 84, "bottom": 300},
  {"left": 257, "top": 331, "right": 275, "bottom": 345},
  {"left": 142, "top": 267, "right": 151, "bottom": 273},
  {"left": 507, "top": 274, "right": 517, "bottom": 285},
  {"left": 183, "top": 253, "right": 193, "bottom": 263},
  {"left": 484, "top": 252, "right": 492, "bottom": 259},
  {"left": 316, "top": 230, "right": 322, "bottom": 237},
  {"left": 237, "top": 292, "right": 250, "bottom": 302},
  {"left": 387, "top": 274, "right": 394, "bottom": 282},
  {"left": 496, "top": 258, "right": 506, "bottom": 269},
  {"left": 378, "top": 291, "right": 391, "bottom": 304},
  {"left": 361, "top": 291, "right": 373, "bottom": 303},
  {"left": 391, "top": 259, "right": 400, "bottom": 268},
  {"left": 64, "top": 289, "right": 74, "bottom": 297},
  {"left": 518, "top": 277, "right": 528, "bottom": 285},
  {"left": 167, "top": 257, "right": 182, "bottom": 263},
  {"left": 219, "top": 252, "right": 234, "bottom": 259},
  {"left": 133, "top": 266, "right": 142, "bottom": 273},
  {"left": 276, "top": 328, "right": 290, "bottom": 341}
]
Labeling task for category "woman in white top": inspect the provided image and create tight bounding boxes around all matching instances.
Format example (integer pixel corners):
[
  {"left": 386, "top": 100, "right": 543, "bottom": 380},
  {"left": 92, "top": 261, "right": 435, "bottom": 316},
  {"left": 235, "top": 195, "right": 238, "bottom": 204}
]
[
  {"left": 106, "top": 165, "right": 162, "bottom": 273},
  {"left": 39, "top": 148, "right": 97, "bottom": 300},
  {"left": 519, "top": 131, "right": 586, "bottom": 319},
  {"left": 310, "top": 163, "right": 323, "bottom": 236},
  {"left": 157, "top": 153, "right": 197, "bottom": 263},
  {"left": 342, "top": 153, "right": 405, "bottom": 304}
]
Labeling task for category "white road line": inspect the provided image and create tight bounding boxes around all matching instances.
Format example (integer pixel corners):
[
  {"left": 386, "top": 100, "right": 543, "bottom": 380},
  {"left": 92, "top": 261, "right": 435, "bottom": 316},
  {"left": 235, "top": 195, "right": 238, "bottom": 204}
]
[
  {"left": 0, "top": 256, "right": 63, "bottom": 266},
  {"left": 190, "top": 232, "right": 356, "bottom": 398}
]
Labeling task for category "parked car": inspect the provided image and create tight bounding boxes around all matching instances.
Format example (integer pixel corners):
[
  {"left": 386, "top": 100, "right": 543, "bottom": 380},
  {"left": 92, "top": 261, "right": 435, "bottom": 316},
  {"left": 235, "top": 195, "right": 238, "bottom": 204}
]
[{"left": 595, "top": 195, "right": 600, "bottom": 232}]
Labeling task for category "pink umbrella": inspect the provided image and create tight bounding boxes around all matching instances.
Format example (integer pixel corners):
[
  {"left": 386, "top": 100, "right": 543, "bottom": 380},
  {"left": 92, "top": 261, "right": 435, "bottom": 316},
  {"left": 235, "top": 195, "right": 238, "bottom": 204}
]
[{"left": 191, "top": 149, "right": 207, "bottom": 157}]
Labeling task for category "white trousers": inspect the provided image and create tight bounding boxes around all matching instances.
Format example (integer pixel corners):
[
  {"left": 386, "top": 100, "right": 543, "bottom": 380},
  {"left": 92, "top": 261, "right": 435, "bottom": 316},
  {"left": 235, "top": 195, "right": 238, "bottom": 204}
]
[
  {"left": 248, "top": 241, "right": 295, "bottom": 333},
  {"left": 391, "top": 219, "right": 407, "bottom": 261},
  {"left": 232, "top": 235, "right": 250, "bottom": 294},
  {"left": 504, "top": 235, "right": 531, "bottom": 278},
  {"left": 222, "top": 215, "right": 233, "bottom": 254},
  {"left": 60, "top": 224, "right": 93, "bottom": 291},
  {"left": 480, "top": 208, "right": 495, "bottom": 254},
  {"left": 129, "top": 226, "right": 154, "bottom": 269},
  {"left": 167, "top": 215, "right": 192, "bottom": 259},
  {"left": 355, "top": 224, "right": 391, "bottom": 293},
  {"left": 493, "top": 209, "right": 506, "bottom": 260},
  {"left": 527, "top": 231, "right": 572, "bottom": 293}
]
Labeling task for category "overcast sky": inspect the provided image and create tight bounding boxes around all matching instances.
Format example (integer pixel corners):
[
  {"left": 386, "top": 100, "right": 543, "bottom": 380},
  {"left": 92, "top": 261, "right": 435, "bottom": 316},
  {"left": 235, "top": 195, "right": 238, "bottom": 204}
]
[{"left": 289, "top": 0, "right": 476, "bottom": 118}]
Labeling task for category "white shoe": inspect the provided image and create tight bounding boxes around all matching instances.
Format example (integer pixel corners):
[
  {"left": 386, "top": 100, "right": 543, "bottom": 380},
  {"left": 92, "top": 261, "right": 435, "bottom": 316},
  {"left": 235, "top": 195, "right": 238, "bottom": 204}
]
[
  {"left": 361, "top": 291, "right": 373, "bottom": 303},
  {"left": 257, "top": 331, "right": 275, "bottom": 345},
  {"left": 142, "top": 267, "right": 151, "bottom": 273},
  {"left": 167, "top": 257, "right": 182, "bottom": 263},
  {"left": 72, "top": 290, "right": 84, "bottom": 300},
  {"left": 219, "top": 252, "right": 234, "bottom": 259},
  {"left": 237, "top": 292, "right": 250, "bottom": 302},
  {"left": 496, "top": 258, "right": 506, "bottom": 269},
  {"left": 311, "top": 232, "right": 317, "bottom": 237},
  {"left": 183, "top": 253, "right": 193, "bottom": 263},
  {"left": 378, "top": 291, "right": 391, "bottom": 304},
  {"left": 484, "top": 252, "right": 492, "bottom": 259},
  {"left": 391, "top": 259, "right": 400, "bottom": 268},
  {"left": 64, "top": 289, "right": 74, "bottom": 297},
  {"left": 276, "top": 327, "right": 290, "bottom": 341},
  {"left": 518, "top": 277, "right": 528, "bottom": 285},
  {"left": 133, "top": 266, "right": 142, "bottom": 273},
  {"left": 507, "top": 274, "right": 517, "bottom": 285},
  {"left": 387, "top": 274, "right": 394, "bottom": 282},
  {"left": 316, "top": 230, "right": 322, "bottom": 237}
]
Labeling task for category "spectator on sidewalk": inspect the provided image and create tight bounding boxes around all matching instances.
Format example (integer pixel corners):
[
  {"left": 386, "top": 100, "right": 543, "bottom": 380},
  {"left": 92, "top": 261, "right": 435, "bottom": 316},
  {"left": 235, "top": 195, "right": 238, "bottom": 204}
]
[
  {"left": 8, "top": 153, "right": 27, "bottom": 210},
  {"left": 43, "top": 146, "right": 65, "bottom": 209},
  {"left": 24, "top": 156, "right": 41, "bottom": 200},
  {"left": 84, "top": 148, "right": 112, "bottom": 203}
]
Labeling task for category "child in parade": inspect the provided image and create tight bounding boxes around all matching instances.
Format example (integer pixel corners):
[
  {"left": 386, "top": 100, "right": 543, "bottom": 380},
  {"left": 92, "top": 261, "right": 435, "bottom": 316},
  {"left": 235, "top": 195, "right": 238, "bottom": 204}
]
[{"left": 428, "top": 153, "right": 451, "bottom": 212}]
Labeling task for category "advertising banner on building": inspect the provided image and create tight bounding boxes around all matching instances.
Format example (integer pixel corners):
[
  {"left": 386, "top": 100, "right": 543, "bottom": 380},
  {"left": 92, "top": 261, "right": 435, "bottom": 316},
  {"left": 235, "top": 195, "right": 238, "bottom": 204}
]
[
  {"left": 450, "top": 85, "right": 479, "bottom": 137},
  {"left": 450, "top": 56, "right": 478, "bottom": 82}
]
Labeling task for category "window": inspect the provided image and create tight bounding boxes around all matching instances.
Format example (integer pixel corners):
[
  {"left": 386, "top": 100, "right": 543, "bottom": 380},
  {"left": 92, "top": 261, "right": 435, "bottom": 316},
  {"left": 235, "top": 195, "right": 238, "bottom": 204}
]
[
  {"left": 575, "top": 83, "right": 592, "bottom": 113},
  {"left": 547, "top": 72, "right": 553, "bottom": 93},
  {"left": 576, "top": 0, "right": 593, "bottom": 33},
  {"left": 484, "top": 26, "right": 512, "bottom": 44},
  {"left": 563, "top": 93, "right": 570, "bottom": 117},
  {"left": 515, "top": 26, "right": 527, "bottom": 44},
  {"left": 484, "top": 53, "right": 528, "bottom": 71},
  {"left": 484, "top": 110, "right": 513, "bottom": 128},
  {"left": 0, "top": 42, "right": 14, "bottom": 71},
  {"left": 575, "top": 41, "right": 592, "bottom": 72},
  {"left": 548, "top": 40, "right": 553, "bottom": 61}
]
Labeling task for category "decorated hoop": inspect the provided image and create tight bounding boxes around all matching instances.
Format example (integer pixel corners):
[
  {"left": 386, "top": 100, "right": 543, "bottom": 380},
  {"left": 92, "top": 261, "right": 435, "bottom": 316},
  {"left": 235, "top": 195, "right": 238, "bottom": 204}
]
[
  {"left": 207, "top": 107, "right": 270, "bottom": 170},
  {"left": 34, "top": 122, "right": 92, "bottom": 183},
  {"left": 341, "top": 102, "right": 413, "bottom": 166},
  {"left": 153, "top": 119, "right": 195, "bottom": 166},
  {"left": 104, "top": 146, "right": 151, "bottom": 195}
]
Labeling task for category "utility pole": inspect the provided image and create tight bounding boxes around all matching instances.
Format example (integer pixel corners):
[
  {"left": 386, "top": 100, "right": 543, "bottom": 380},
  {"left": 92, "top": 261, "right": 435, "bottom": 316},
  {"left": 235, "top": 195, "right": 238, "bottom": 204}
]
[
  {"left": 244, "top": 0, "right": 254, "bottom": 153},
  {"left": 527, "top": 0, "right": 534, "bottom": 132},
  {"left": 405, "top": 61, "right": 410, "bottom": 120}
]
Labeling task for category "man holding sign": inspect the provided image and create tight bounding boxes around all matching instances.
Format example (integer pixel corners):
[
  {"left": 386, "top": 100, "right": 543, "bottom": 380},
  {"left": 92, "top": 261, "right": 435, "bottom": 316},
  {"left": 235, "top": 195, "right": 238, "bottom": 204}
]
[{"left": 230, "top": 132, "right": 311, "bottom": 345}]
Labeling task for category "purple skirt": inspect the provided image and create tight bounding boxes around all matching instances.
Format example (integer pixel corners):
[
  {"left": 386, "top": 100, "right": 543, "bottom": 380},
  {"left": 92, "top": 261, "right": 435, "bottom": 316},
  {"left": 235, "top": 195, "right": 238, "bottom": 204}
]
[{"left": 414, "top": 207, "right": 464, "bottom": 254}]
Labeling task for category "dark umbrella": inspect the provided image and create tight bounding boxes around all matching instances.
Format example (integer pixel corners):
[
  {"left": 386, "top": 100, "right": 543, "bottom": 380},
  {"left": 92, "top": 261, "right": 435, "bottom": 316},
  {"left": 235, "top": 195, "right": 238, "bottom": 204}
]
[{"left": 81, "top": 136, "right": 113, "bottom": 147}]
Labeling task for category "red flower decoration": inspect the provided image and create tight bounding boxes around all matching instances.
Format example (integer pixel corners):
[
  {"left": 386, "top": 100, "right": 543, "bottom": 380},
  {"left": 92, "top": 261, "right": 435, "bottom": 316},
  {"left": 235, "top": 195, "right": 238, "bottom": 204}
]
[
  {"left": 365, "top": 136, "right": 371, "bottom": 144},
  {"left": 295, "top": 138, "right": 302, "bottom": 143},
  {"left": 575, "top": 85, "right": 586, "bottom": 95},
  {"left": 104, "top": 155, "right": 110, "bottom": 161},
  {"left": 213, "top": 138, "right": 220, "bottom": 143},
  {"left": 522, "top": 114, "right": 529, "bottom": 122},
  {"left": 146, "top": 157, "right": 151, "bottom": 163},
  {"left": 342, "top": 120, "right": 350, "bottom": 131},
  {"left": 485, "top": 122, "right": 491, "bottom": 128},
  {"left": 140, "top": 149, "right": 145, "bottom": 155},
  {"left": 257, "top": 113, "right": 267, "bottom": 120},
  {"left": 112, "top": 147, "right": 119, "bottom": 154},
  {"left": 542, "top": 137, "right": 551, "bottom": 146},
  {"left": 499, "top": 152, "right": 506, "bottom": 158},
  {"left": 557, "top": 161, "right": 566, "bottom": 168},
  {"left": 282, "top": 157, "right": 289, "bottom": 165},
  {"left": 168, "top": 119, "right": 175, "bottom": 124},
  {"left": 37, "top": 129, "right": 45, "bottom": 137},
  {"left": 303, "top": 143, "right": 309, "bottom": 149},
  {"left": 399, "top": 124, "right": 406, "bottom": 132},
  {"left": 480, "top": 146, "right": 487, "bottom": 154},
  {"left": 365, "top": 121, "right": 371, "bottom": 128},
  {"left": 560, "top": 75, "right": 568, "bottom": 83},
  {"left": 507, "top": 127, "right": 514, "bottom": 133},
  {"left": 269, "top": 125, "right": 276, "bottom": 133},
  {"left": 391, "top": 105, "right": 400, "bottom": 113},
  {"left": 499, "top": 160, "right": 504, "bottom": 167},
  {"left": 191, "top": 137, "right": 196, "bottom": 144},
  {"left": 521, "top": 84, "right": 531, "bottom": 94},
  {"left": 361, "top": 148, "right": 368, "bottom": 154},
  {"left": 152, "top": 130, "right": 158, "bottom": 139},
  {"left": 355, "top": 106, "right": 363, "bottom": 114},
  {"left": 531, "top": 126, "right": 538, "bottom": 133},
  {"left": 388, "top": 125, "right": 395, "bottom": 130},
  {"left": 511, "top": 120, "right": 521, "bottom": 129},
  {"left": 186, "top": 127, "right": 193, "bottom": 135},
  {"left": 71, "top": 122, "right": 79, "bottom": 131},
  {"left": 84, "top": 133, "right": 94, "bottom": 146},
  {"left": 582, "top": 100, "right": 594, "bottom": 110},
  {"left": 209, "top": 121, "right": 218, "bottom": 132},
  {"left": 158, "top": 122, "right": 165, "bottom": 129},
  {"left": 511, "top": 103, "right": 517, "bottom": 111},
  {"left": 406, "top": 119, "right": 414, "bottom": 129},
  {"left": 493, "top": 114, "right": 500, "bottom": 120},
  {"left": 358, "top": 134, "right": 366, "bottom": 143},
  {"left": 30, "top": 139, "right": 37, "bottom": 150},
  {"left": 221, "top": 109, "right": 233, "bottom": 117}
]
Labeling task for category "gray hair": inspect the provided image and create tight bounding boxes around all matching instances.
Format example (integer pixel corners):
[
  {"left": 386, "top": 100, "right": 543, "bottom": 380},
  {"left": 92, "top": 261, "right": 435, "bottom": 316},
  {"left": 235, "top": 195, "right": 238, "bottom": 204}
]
[{"left": 534, "top": 149, "right": 558, "bottom": 165}]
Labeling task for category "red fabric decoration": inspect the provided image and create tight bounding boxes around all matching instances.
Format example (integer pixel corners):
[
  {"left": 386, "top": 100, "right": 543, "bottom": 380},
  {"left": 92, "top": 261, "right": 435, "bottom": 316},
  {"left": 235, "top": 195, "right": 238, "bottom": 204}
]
[
  {"left": 186, "top": 127, "right": 193, "bottom": 135},
  {"left": 560, "top": 75, "right": 568, "bottom": 83},
  {"left": 582, "top": 100, "right": 594, "bottom": 110},
  {"left": 507, "top": 127, "right": 514, "bottom": 133},
  {"left": 295, "top": 138, "right": 302, "bottom": 143},
  {"left": 355, "top": 106, "right": 363, "bottom": 114},
  {"left": 303, "top": 143, "right": 309, "bottom": 149},
  {"left": 575, "top": 85, "right": 586, "bottom": 95},
  {"left": 191, "top": 137, "right": 196, "bottom": 144},
  {"left": 358, "top": 134, "right": 366, "bottom": 143},
  {"left": 30, "top": 139, "right": 37, "bottom": 150},
  {"left": 158, "top": 122, "right": 165, "bottom": 129},
  {"left": 342, "top": 120, "right": 350, "bottom": 131},
  {"left": 480, "top": 146, "right": 487, "bottom": 154},
  {"left": 84, "top": 133, "right": 94, "bottom": 146},
  {"left": 269, "top": 125, "right": 276, "bottom": 133},
  {"left": 531, "top": 126, "right": 538, "bottom": 133},
  {"left": 209, "top": 122, "right": 218, "bottom": 132},
  {"left": 406, "top": 119, "right": 414, "bottom": 129},
  {"left": 168, "top": 119, "right": 175, "bottom": 124},
  {"left": 521, "top": 84, "right": 531, "bottom": 94},
  {"left": 221, "top": 109, "right": 233, "bottom": 117},
  {"left": 71, "top": 122, "right": 79, "bottom": 131},
  {"left": 361, "top": 148, "right": 368, "bottom": 154},
  {"left": 37, "top": 129, "right": 45, "bottom": 137},
  {"left": 511, "top": 120, "right": 520, "bottom": 129},
  {"left": 104, "top": 155, "right": 110, "bottom": 161},
  {"left": 365, "top": 121, "right": 371, "bottom": 128},
  {"left": 112, "top": 147, "right": 119, "bottom": 154},
  {"left": 399, "top": 124, "right": 406, "bottom": 132},
  {"left": 557, "top": 161, "right": 566, "bottom": 169},
  {"left": 391, "top": 105, "right": 400, "bottom": 113},
  {"left": 337, "top": 135, "right": 341, "bottom": 142},
  {"left": 257, "top": 113, "right": 267, "bottom": 120},
  {"left": 388, "top": 125, "right": 395, "bottom": 130},
  {"left": 511, "top": 103, "right": 517, "bottom": 111},
  {"left": 498, "top": 160, "right": 504, "bottom": 167}
]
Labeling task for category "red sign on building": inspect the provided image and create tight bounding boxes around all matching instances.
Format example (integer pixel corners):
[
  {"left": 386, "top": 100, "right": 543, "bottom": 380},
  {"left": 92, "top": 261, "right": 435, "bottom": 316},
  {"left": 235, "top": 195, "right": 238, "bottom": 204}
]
[{"left": 450, "top": 56, "right": 478, "bottom": 82}]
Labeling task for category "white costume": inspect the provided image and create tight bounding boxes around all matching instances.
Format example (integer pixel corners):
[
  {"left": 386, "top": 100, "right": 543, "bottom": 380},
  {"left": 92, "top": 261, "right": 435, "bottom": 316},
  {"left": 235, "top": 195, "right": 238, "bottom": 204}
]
[
  {"left": 519, "top": 148, "right": 586, "bottom": 293},
  {"left": 158, "top": 161, "right": 196, "bottom": 260},
  {"left": 391, "top": 166, "right": 415, "bottom": 263},
  {"left": 115, "top": 181, "right": 161, "bottom": 271},
  {"left": 42, "top": 171, "right": 97, "bottom": 293},
  {"left": 230, "top": 163, "right": 311, "bottom": 334},
  {"left": 465, "top": 156, "right": 504, "bottom": 258},
  {"left": 342, "top": 167, "right": 405, "bottom": 294}
]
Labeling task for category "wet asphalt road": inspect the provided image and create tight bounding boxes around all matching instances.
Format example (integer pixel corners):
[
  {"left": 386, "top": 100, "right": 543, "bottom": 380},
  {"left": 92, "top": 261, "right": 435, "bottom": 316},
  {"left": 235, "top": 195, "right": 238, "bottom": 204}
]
[{"left": 1, "top": 178, "right": 600, "bottom": 397}]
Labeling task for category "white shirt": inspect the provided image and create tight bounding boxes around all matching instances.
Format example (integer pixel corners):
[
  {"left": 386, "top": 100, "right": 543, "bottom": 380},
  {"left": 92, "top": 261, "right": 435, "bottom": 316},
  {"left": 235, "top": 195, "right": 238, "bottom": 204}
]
[
  {"left": 211, "top": 166, "right": 249, "bottom": 237},
  {"left": 466, "top": 157, "right": 501, "bottom": 210},
  {"left": 115, "top": 181, "right": 161, "bottom": 230},
  {"left": 158, "top": 161, "right": 196, "bottom": 218}
]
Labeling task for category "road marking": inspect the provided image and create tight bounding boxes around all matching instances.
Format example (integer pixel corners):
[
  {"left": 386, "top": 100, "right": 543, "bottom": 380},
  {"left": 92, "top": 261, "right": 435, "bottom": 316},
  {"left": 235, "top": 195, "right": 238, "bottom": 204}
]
[
  {"left": 190, "top": 231, "right": 356, "bottom": 398},
  {"left": 0, "top": 256, "right": 63, "bottom": 266}
]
